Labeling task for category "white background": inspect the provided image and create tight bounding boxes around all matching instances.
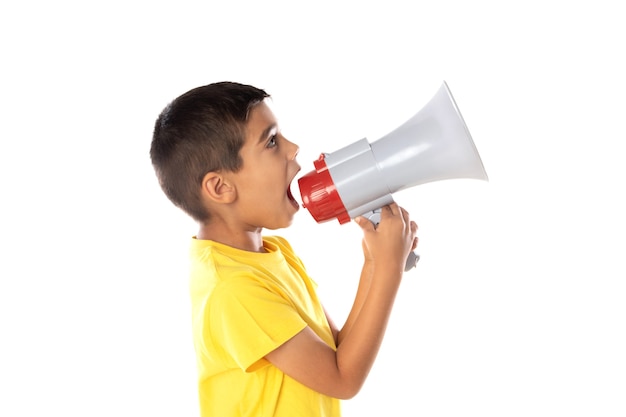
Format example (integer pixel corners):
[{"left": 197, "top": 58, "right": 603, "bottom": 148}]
[{"left": 1, "top": 1, "right": 625, "bottom": 416}]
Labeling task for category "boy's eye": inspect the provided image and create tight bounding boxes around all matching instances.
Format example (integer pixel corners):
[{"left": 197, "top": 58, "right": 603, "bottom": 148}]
[{"left": 267, "top": 135, "right": 278, "bottom": 148}]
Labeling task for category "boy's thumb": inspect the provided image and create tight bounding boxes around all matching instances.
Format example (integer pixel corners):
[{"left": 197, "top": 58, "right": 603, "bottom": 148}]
[{"left": 354, "top": 216, "right": 374, "bottom": 231}]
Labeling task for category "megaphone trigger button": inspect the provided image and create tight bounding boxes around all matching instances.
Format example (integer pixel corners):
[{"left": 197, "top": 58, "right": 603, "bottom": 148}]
[{"left": 364, "top": 209, "right": 381, "bottom": 227}]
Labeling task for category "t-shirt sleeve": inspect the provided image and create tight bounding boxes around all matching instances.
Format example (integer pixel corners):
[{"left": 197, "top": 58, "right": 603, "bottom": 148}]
[{"left": 208, "top": 277, "right": 308, "bottom": 373}]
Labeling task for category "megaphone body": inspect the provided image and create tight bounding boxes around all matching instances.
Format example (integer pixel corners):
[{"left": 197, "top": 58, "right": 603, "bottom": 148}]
[{"left": 298, "top": 82, "right": 488, "bottom": 270}]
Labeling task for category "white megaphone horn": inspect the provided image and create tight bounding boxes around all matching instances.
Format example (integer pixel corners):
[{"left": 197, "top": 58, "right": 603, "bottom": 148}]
[{"left": 297, "top": 81, "right": 488, "bottom": 271}]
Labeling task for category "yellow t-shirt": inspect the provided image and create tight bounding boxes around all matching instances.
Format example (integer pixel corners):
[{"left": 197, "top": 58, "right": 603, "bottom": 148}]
[{"left": 190, "top": 236, "right": 341, "bottom": 417}]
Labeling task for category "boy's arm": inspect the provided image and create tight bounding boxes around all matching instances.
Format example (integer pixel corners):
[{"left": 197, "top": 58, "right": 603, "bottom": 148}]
[
  {"left": 323, "top": 307, "right": 340, "bottom": 346},
  {"left": 266, "top": 203, "right": 417, "bottom": 400},
  {"left": 324, "top": 242, "right": 373, "bottom": 347}
]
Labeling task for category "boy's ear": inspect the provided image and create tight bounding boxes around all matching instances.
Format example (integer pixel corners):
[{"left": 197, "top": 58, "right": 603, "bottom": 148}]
[{"left": 201, "top": 172, "right": 236, "bottom": 204}]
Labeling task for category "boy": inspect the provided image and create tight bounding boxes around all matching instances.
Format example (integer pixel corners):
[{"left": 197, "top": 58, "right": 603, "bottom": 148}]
[{"left": 150, "top": 81, "right": 418, "bottom": 416}]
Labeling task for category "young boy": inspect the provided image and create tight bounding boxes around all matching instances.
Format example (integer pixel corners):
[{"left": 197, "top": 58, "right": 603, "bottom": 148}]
[{"left": 150, "top": 81, "right": 418, "bottom": 416}]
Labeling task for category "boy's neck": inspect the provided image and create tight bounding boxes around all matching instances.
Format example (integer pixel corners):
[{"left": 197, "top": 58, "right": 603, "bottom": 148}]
[{"left": 197, "top": 222, "right": 265, "bottom": 253}]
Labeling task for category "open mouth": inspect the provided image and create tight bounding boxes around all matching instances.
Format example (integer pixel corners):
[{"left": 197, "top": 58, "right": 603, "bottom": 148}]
[{"left": 287, "top": 181, "right": 300, "bottom": 209}]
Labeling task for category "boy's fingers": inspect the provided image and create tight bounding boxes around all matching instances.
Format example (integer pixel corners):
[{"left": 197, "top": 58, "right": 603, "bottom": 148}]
[
  {"left": 381, "top": 203, "right": 399, "bottom": 218},
  {"left": 384, "top": 204, "right": 411, "bottom": 225},
  {"left": 400, "top": 207, "right": 410, "bottom": 222}
]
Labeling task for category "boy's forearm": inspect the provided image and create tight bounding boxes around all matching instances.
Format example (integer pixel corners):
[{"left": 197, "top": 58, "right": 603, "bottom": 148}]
[
  {"left": 334, "top": 263, "right": 404, "bottom": 396},
  {"left": 337, "top": 261, "right": 373, "bottom": 346}
]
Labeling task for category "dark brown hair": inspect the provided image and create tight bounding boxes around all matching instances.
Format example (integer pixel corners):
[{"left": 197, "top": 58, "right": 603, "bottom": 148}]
[{"left": 150, "top": 81, "right": 270, "bottom": 222}]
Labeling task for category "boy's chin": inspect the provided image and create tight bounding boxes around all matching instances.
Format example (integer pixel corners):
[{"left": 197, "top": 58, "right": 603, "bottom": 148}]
[{"left": 267, "top": 210, "right": 298, "bottom": 231}]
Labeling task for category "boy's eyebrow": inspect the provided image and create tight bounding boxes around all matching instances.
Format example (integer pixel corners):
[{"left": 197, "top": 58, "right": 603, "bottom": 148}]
[{"left": 258, "top": 123, "right": 278, "bottom": 143}]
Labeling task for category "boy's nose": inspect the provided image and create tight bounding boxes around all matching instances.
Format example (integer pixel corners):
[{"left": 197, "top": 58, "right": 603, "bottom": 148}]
[{"left": 286, "top": 139, "right": 299, "bottom": 160}]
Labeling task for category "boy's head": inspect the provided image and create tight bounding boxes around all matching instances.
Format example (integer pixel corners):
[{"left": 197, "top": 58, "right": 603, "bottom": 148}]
[{"left": 150, "top": 82, "right": 270, "bottom": 222}]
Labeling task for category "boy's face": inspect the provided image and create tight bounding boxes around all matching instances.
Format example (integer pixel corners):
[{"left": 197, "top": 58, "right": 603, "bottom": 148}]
[{"left": 225, "top": 100, "right": 301, "bottom": 230}]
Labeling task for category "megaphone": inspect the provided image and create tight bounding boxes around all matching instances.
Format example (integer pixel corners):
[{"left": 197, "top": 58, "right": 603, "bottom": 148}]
[{"left": 297, "top": 81, "right": 488, "bottom": 271}]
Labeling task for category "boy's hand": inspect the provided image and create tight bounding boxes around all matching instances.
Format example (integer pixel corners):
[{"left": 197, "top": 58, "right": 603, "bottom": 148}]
[
  {"left": 267, "top": 203, "right": 418, "bottom": 399},
  {"left": 355, "top": 203, "right": 418, "bottom": 273}
]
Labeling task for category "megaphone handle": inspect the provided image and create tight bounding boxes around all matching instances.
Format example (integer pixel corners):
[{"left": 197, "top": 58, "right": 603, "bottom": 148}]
[
  {"left": 405, "top": 251, "right": 420, "bottom": 271},
  {"left": 362, "top": 209, "right": 420, "bottom": 272}
]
